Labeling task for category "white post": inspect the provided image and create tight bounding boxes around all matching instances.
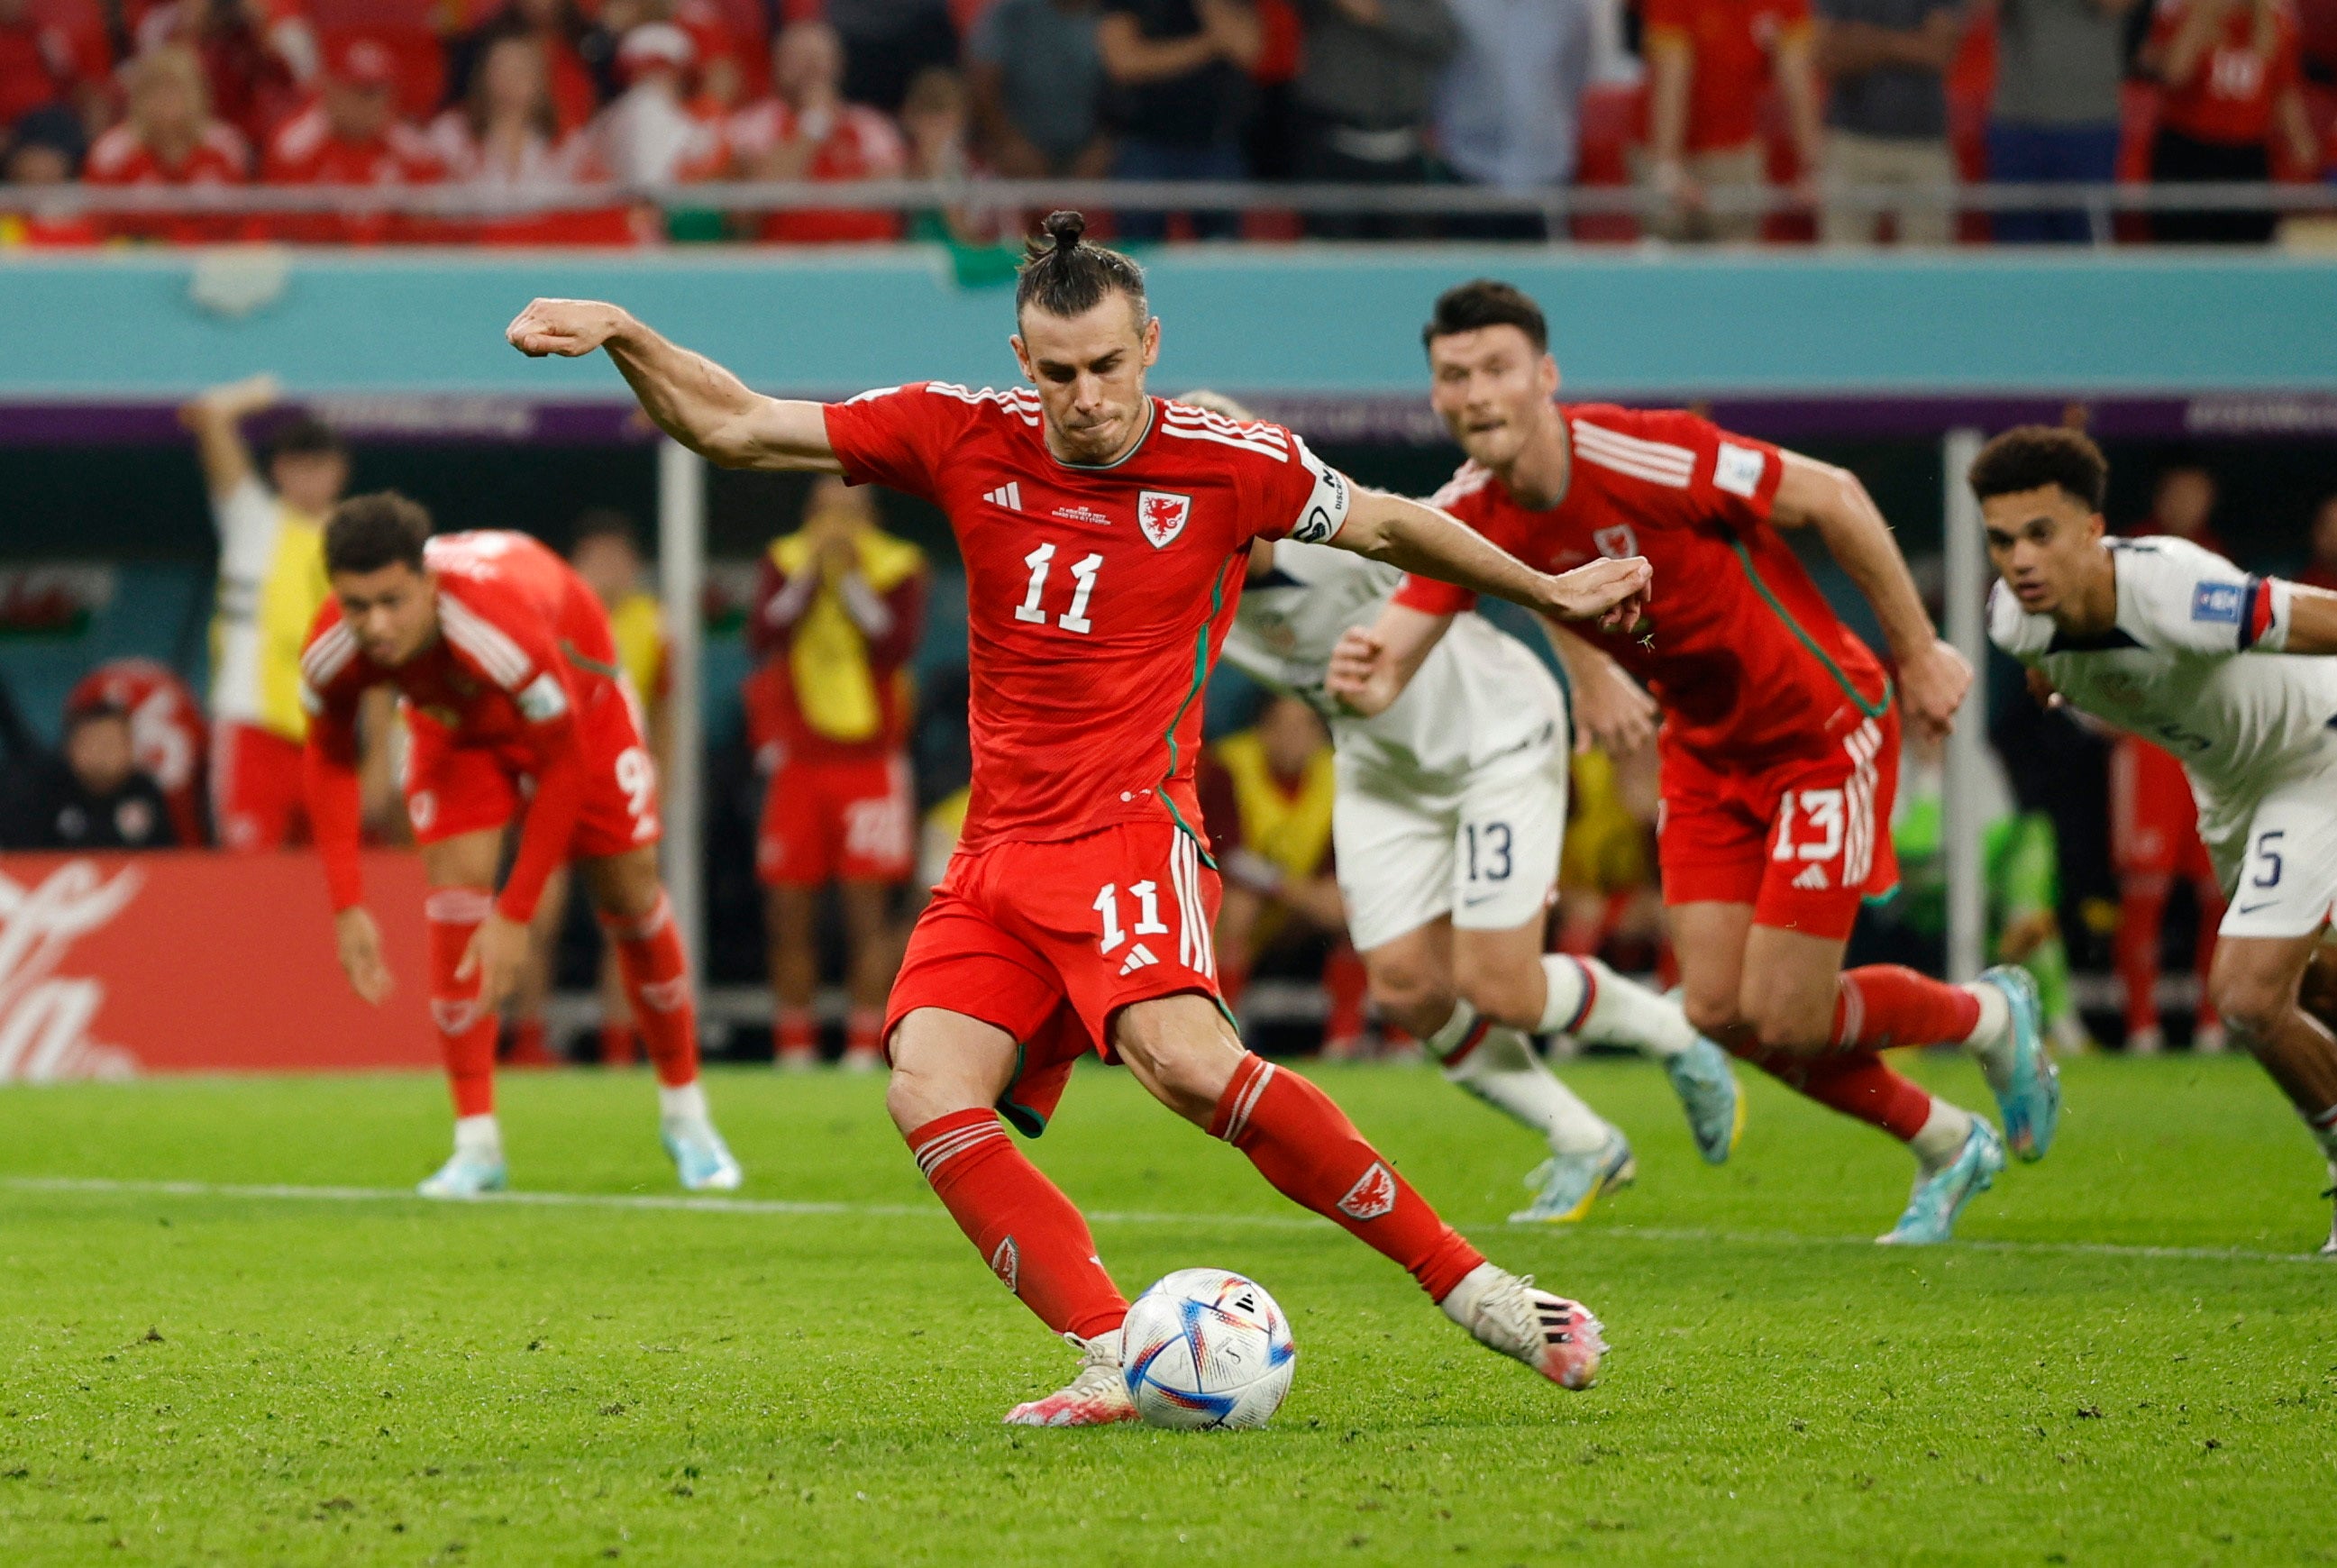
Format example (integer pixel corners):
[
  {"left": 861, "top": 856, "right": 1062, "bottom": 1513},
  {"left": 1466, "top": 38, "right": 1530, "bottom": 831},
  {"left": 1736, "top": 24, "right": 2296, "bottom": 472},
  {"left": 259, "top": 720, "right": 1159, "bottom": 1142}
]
[
  {"left": 658, "top": 439, "right": 707, "bottom": 973},
  {"left": 1941, "top": 428, "right": 1988, "bottom": 984}
]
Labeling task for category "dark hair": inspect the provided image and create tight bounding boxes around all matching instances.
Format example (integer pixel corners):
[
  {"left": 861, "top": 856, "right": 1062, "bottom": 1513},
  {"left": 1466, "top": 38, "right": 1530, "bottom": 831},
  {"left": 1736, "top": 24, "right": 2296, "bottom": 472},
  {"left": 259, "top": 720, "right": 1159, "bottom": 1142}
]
[
  {"left": 1422, "top": 279, "right": 1548, "bottom": 354},
  {"left": 264, "top": 413, "right": 347, "bottom": 467},
  {"left": 1015, "top": 211, "right": 1146, "bottom": 324},
  {"left": 324, "top": 491, "right": 433, "bottom": 576},
  {"left": 1967, "top": 426, "right": 2109, "bottom": 512},
  {"left": 570, "top": 506, "right": 640, "bottom": 554}
]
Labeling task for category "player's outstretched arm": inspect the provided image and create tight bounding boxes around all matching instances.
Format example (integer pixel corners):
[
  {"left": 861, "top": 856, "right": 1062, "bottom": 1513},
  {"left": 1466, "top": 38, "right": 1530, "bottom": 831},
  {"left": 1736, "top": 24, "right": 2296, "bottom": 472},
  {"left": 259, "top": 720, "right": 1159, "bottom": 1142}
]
[
  {"left": 2278, "top": 583, "right": 2337, "bottom": 654},
  {"left": 1771, "top": 450, "right": 1969, "bottom": 740},
  {"left": 505, "top": 299, "right": 842, "bottom": 473},
  {"left": 1335, "top": 488, "right": 1651, "bottom": 629},
  {"left": 303, "top": 726, "right": 394, "bottom": 1006},
  {"left": 177, "top": 372, "right": 279, "bottom": 503},
  {"left": 1324, "top": 604, "right": 1454, "bottom": 717}
]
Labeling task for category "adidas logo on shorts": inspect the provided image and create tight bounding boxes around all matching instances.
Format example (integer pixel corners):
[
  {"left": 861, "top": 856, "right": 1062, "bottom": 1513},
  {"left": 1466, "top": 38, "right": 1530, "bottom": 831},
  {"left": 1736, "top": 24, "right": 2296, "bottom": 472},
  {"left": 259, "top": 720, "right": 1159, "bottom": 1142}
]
[
  {"left": 1118, "top": 943, "right": 1159, "bottom": 977},
  {"left": 1793, "top": 863, "right": 1831, "bottom": 891}
]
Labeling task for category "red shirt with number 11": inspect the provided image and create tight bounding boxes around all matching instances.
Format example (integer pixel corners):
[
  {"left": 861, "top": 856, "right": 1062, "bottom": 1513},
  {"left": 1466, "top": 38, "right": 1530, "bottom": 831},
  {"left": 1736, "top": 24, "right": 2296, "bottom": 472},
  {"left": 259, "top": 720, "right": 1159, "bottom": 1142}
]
[{"left": 822, "top": 385, "right": 1351, "bottom": 852}]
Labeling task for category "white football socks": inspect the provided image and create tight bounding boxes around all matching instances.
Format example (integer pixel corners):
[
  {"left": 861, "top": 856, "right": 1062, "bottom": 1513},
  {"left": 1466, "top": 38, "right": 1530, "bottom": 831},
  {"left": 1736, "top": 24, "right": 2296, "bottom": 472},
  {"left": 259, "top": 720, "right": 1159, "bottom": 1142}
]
[
  {"left": 1538, "top": 954, "right": 1696, "bottom": 1060},
  {"left": 1906, "top": 1099, "right": 1974, "bottom": 1175},
  {"left": 658, "top": 1080, "right": 709, "bottom": 1126},
  {"left": 1428, "top": 1000, "right": 1612, "bottom": 1157},
  {"left": 453, "top": 1113, "right": 502, "bottom": 1162}
]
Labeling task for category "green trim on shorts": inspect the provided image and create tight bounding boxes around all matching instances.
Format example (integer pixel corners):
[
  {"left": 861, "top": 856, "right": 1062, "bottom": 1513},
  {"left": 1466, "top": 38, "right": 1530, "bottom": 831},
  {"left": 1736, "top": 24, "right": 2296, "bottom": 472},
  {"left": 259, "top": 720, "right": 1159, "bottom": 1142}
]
[
  {"left": 996, "top": 1040, "right": 1048, "bottom": 1139},
  {"left": 560, "top": 638, "right": 623, "bottom": 681}
]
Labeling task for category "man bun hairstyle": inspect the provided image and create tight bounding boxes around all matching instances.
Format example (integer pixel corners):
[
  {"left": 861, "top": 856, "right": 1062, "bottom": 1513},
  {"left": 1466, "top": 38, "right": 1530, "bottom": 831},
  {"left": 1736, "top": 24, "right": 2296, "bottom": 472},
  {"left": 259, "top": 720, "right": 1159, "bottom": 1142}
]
[
  {"left": 1423, "top": 278, "right": 1548, "bottom": 353},
  {"left": 324, "top": 491, "right": 433, "bottom": 577},
  {"left": 1015, "top": 210, "right": 1147, "bottom": 324},
  {"left": 264, "top": 412, "right": 347, "bottom": 466},
  {"left": 1967, "top": 425, "right": 2109, "bottom": 512}
]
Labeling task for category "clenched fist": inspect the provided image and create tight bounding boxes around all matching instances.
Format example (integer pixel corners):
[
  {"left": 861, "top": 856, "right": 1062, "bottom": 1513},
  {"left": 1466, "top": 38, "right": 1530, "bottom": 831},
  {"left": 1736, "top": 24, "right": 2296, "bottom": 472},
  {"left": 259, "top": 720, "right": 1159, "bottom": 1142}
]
[{"left": 506, "top": 298, "right": 630, "bottom": 359}]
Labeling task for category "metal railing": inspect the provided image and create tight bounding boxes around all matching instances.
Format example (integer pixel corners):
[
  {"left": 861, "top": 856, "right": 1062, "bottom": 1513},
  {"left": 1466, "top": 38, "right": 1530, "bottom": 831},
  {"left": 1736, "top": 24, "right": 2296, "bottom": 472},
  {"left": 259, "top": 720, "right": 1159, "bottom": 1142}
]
[{"left": 12, "top": 178, "right": 2337, "bottom": 244}]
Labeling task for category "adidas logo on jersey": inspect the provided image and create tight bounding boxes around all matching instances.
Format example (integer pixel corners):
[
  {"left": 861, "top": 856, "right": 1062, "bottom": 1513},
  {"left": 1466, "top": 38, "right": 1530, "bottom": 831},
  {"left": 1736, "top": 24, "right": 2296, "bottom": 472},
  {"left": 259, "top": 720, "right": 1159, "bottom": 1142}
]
[
  {"left": 1118, "top": 943, "right": 1160, "bottom": 976},
  {"left": 984, "top": 482, "right": 1023, "bottom": 512},
  {"left": 1793, "top": 863, "right": 1831, "bottom": 890}
]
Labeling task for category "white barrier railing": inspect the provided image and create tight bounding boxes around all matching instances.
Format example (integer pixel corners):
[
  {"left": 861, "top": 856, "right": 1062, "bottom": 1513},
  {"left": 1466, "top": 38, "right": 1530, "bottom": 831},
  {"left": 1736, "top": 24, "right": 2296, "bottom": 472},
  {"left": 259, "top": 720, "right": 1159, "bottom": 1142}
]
[{"left": 13, "top": 178, "right": 2337, "bottom": 244}]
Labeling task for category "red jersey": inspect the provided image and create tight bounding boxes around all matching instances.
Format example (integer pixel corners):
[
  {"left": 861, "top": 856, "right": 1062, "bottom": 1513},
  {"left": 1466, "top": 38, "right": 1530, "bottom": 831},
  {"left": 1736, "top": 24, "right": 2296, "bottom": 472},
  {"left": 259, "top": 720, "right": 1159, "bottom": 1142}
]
[
  {"left": 0, "top": 18, "right": 78, "bottom": 127},
  {"left": 2149, "top": 0, "right": 2300, "bottom": 146},
  {"left": 68, "top": 658, "right": 209, "bottom": 848},
  {"left": 726, "top": 96, "right": 905, "bottom": 242},
  {"left": 1397, "top": 405, "right": 1888, "bottom": 770},
  {"left": 822, "top": 386, "right": 1352, "bottom": 852},
  {"left": 1641, "top": 0, "right": 1809, "bottom": 153},
  {"left": 262, "top": 103, "right": 443, "bottom": 242},
  {"left": 298, "top": 531, "right": 626, "bottom": 919}
]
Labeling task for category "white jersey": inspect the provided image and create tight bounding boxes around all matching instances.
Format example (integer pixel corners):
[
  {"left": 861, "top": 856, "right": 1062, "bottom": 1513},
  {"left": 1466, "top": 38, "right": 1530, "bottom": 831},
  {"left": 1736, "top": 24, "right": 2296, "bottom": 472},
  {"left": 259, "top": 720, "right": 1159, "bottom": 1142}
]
[
  {"left": 1219, "top": 538, "right": 1568, "bottom": 787},
  {"left": 1988, "top": 535, "right": 2337, "bottom": 842}
]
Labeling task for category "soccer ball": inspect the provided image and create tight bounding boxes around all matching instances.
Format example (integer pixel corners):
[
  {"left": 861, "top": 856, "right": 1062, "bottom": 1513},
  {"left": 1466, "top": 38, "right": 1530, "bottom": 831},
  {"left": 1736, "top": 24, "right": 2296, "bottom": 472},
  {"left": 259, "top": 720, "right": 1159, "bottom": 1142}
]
[{"left": 1120, "top": 1268, "right": 1297, "bottom": 1430}]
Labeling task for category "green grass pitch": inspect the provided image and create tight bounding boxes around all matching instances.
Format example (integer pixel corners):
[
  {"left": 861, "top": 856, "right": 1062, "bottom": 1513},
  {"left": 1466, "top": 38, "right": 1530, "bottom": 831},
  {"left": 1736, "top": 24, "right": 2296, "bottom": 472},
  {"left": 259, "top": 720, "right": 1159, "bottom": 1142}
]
[{"left": 3, "top": 1053, "right": 2333, "bottom": 1566}]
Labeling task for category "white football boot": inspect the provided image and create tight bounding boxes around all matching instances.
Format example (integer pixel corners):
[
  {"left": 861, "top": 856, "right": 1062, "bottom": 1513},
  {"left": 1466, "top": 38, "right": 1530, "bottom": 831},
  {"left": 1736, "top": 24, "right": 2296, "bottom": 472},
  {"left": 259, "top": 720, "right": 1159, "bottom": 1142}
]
[
  {"left": 416, "top": 1149, "right": 507, "bottom": 1199},
  {"left": 1002, "top": 1329, "right": 1139, "bottom": 1427},
  {"left": 662, "top": 1117, "right": 744, "bottom": 1192},
  {"left": 1440, "top": 1263, "right": 1605, "bottom": 1390},
  {"left": 2321, "top": 1165, "right": 2336, "bottom": 1260}
]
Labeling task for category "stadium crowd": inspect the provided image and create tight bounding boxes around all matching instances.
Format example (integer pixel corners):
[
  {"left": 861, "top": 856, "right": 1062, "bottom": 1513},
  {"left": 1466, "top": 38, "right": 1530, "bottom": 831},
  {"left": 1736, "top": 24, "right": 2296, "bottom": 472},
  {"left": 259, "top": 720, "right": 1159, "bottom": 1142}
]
[
  {"left": 2, "top": 383, "right": 2333, "bottom": 1066},
  {"left": 3, "top": 0, "right": 2337, "bottom": 245}
]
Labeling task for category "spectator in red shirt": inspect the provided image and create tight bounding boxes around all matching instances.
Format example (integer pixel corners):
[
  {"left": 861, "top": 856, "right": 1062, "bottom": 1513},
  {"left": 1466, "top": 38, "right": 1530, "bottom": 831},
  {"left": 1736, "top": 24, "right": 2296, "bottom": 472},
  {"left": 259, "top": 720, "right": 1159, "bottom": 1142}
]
[
  {"left": 0, "top": 0, "right": 84, "bottom": 129},
  {"left": 1, "top": 104, "right": 101, "bottom": 246},
  {"left": 444, "top": 0, "right": 605, "bottom": 134},
  {"left": 726, "top": 20, "right": 906, "bottom": 242},
  {"left": 2301, "top": 495, "right": 2337, "bottom": 591},
  {"left": 263, "top": 37, "right": 443, "bottom": 243},
  {"left": 132, "top": 0, "right": 319, "bottom": 150},
  {"left": 2141, "top": 0, "right": 2315, "bottom": 242},
  {"left": 1642, "top": 0, "right": 1826, "bottom": 242},
  {"left": 84, "top": 43, "right": 252, "bottom": 242}
]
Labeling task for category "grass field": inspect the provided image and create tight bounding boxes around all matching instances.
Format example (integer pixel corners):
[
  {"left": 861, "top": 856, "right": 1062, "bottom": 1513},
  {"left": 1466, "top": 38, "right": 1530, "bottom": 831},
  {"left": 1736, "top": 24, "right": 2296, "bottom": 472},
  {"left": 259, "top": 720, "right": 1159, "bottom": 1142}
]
[{"left": 4, "top": 1053, "right": 2334, "bottom": 1566}]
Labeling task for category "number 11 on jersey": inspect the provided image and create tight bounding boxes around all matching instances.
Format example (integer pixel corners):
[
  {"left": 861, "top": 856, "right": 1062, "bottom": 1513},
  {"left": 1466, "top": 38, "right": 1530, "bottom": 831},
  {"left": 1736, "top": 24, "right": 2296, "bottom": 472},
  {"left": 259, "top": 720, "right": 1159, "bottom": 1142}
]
[{"left": 1017, "top": 542, "right": 1103, "bottom": 634}]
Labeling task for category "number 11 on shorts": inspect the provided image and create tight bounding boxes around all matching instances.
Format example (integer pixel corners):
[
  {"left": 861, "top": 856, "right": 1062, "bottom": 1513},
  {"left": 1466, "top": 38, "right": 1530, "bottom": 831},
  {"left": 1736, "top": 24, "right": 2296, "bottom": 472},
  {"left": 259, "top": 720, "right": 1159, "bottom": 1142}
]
[{"left": 1092, "top": 881, "right": 1170, "bottom": 954}]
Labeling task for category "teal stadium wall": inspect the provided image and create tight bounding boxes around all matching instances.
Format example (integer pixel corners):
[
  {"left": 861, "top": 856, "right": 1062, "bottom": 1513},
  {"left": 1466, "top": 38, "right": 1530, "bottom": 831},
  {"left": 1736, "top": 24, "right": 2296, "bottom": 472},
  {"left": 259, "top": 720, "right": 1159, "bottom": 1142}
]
[{"left": 1, "top": 248, "right": 2334, "bottom": 398}]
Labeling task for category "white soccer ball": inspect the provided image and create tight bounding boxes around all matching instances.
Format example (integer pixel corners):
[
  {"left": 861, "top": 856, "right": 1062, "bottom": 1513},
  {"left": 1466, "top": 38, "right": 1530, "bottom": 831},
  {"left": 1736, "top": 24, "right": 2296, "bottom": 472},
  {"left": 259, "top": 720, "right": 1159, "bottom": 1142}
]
[{"left": 1120, "top": 1268, "right": 1297, "bottom": 1430}]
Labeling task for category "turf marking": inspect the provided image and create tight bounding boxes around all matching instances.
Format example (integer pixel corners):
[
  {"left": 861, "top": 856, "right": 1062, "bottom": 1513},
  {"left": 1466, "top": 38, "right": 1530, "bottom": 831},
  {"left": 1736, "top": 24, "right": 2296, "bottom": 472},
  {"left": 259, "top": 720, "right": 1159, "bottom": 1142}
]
[{"left": 6, "top": 1174, "right": 2326, "bottom": 1264}]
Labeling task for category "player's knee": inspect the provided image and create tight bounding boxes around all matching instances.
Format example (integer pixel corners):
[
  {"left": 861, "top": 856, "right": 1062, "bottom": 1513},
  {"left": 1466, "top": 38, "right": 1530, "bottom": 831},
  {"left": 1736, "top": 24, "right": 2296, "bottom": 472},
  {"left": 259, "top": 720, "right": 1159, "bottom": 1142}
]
[
  {"left": 1682, "top": 989, "right": 1745, "bottom": 1042},
  {"left": 1365, "top": 959, "right": 1451, "bottom": 1037},
  {"left": 1745, "top": 997, "right": 1829, "bottom": 1053},
  {"left": 2210, "top": 970, "right": 2289, "bottom": 1043}
]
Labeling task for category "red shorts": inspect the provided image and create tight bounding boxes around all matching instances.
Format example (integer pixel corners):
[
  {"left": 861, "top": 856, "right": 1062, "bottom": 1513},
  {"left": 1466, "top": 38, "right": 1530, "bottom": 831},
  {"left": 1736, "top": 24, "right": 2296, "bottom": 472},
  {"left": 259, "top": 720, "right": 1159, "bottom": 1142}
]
[
  {"left": 757, "top": 752, "right": 915, "bottom": 887},
  {"left": 1657, "top": 708, "right": 1901, "bottom": 943},
  {"left": 2111, "top": 735, "right": 2214, "bottom": 882},
  {"left": 883, "top": 818, "right": 1223, "bottom": 1135},
  {"left": 402, "top": 690, "right": 661, "bottom": 858},
  {"left": 212, "top": 721, "right": 307, "bottom": 851}
]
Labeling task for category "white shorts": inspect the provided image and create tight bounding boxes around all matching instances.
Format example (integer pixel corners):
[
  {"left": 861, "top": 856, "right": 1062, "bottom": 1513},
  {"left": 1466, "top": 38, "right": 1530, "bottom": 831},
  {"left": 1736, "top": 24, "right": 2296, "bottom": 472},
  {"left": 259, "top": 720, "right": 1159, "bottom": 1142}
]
[
  {"left": 1333, "top": 739, "right": 1568, "bottom": 953},
  {"left": 2209, "top": 762, "right": 2337, "bottom": 940}
]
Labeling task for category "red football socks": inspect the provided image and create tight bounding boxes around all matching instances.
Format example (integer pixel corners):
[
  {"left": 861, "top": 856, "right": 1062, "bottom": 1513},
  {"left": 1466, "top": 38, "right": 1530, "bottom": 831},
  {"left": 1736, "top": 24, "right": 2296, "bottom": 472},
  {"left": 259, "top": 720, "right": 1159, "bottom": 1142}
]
[
  {"left": 1732, "top": 1040, "right": 1936, "bottom": 1142},
  {"left": 599, "top": 893, "right": 698, "bottom": 1089},
  {"left": 425, "top": 887, "right": 498, "bottom": 1119},
  {"left": 908, "top": 1108, "right": 1127, "bottom": 1339},
  {"left": 1321, "top": 944, "right": 1370, "bottom": 1052},
  {"left": 1209, "top": 1053, "right": 1483, "bottom": 1301},
  {"left": 776, "top": 1009, "right": 818, "bottom": 1064},
  {"left": 1832, "top": 965, "right": 1982, "bottom": 1051}
]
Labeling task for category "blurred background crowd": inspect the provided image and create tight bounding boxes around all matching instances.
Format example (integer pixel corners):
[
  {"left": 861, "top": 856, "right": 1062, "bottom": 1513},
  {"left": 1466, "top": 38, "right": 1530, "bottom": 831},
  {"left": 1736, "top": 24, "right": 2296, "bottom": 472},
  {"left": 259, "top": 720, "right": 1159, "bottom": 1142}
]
[{"left": 5, "top": 0, "right": 2337, "bottom": 246}]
